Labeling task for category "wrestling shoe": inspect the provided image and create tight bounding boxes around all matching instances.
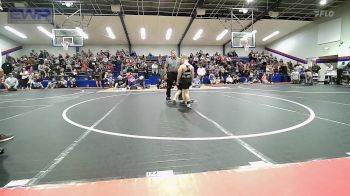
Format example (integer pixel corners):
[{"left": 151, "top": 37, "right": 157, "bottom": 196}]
[
  {"left": 0, "top": 134, "right": 14, "bottom": 143},
  {"left": 181, "top": 100, "right": 194, "bottom": 104}
]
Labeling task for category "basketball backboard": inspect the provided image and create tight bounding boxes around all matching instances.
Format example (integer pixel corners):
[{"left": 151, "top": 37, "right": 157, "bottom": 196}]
[
  {"left": 52, "top": 29, "right": 84, "bottom": 47},
  {"left": 231, "top": 32, "right": 256, "bottom": 48}
]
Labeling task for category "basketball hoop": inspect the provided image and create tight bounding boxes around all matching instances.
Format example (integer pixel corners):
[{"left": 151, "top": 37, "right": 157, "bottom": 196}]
[
  {"left": 240, "top": 39, "right": 249, "bottom": 52},
  {"left": 61, "top": 41, "right": 70, "bottom": 51}
]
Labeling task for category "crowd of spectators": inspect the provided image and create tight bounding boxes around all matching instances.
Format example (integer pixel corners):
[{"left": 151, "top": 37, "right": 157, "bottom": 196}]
[
  {"left": 0, "top": 49, "right": 151, "bottom": 90},
  {"left": 1, "top": 48, "right": 329, "bottom": 91},
  {"left": 188, "top": 49, "right": 309, "bottom": 85}
]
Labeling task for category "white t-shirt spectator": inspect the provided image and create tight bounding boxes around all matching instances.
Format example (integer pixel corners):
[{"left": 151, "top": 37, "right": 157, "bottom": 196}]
[
  {"left": 151, "top": 63, "right": 158, "bottom": 70},
  {"left": 38, "top": 64, "right": 44, "bottom": 71},
  {"left": 5, "top": 76, "right": 19, "bottom": 87},
  {"left": 296, "top": 65, "right": 303, "bottom": 72},
  {"left": 103, "top": 57, "right": 109, "bottom": 64},
  {"left": 197, "top": 67, "right": 206, "bottom": 77},
  {"left": 226, "top": 75, "right": 233, "bottom": 83},
  {"left": 291, "top": 70, "right": 300, "bottom": 81},
  {"left": 21, "top": 70, "right": 29, "bottom": 79}
]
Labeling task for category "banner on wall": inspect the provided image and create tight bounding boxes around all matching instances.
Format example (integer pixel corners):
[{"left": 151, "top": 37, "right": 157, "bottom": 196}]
[
  {"left": 8, "top": 8, "right": 53, "bottom": 24},
  {"left": 316, "top": 55, "right": 339, "bottom": 64}
]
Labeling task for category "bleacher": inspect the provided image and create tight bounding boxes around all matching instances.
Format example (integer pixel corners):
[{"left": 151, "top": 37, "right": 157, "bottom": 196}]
[{"left": 43, "top": 55, "right": 289, "bottom": 88}]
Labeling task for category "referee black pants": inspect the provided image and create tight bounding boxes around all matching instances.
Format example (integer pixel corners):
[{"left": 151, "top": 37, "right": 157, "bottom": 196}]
[{"left": 166, "top": 71, "right": 177, "bottom": 98}]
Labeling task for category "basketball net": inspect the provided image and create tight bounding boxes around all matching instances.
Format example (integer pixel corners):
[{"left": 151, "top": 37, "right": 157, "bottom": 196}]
[
  {"left": 61, "top": 41, "right": 70, "bottom": 51},
  {"left": 240, "top": 39, "right": 249, "bottom": 52}
]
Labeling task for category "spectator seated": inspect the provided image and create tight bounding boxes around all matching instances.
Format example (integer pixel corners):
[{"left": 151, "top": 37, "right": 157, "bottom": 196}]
[
  {"left": 115, "top": 75, "right": 127, "bottom": 88},
  {"left": 202, "top": 76, "right": 211, "bottom": 84},
  {"left": 127, "top": 73, "right": 137, "bottom": 89},
  {"left": 192, "top": 77, "right": 201, "bottom": 88},
  {"left": 305, "top": 69, "right": 313, "bottom": 85},
  {"left": 208, "top": 74, "right": 216, "bottom": 85},
  {"left": 291, "top": 70, "right": 300, "bottom": 84},
  {"left": 225, "top": 75, "right": 233, "bottom": 84},
  {"left": 261, "top": 74, "right": 270, "bottom": 84}
]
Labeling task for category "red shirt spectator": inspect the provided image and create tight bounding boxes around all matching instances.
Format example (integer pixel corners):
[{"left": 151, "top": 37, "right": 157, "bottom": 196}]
[
  {"left": 81, "top": 63, "right": 89, "bottom": 72},
  {"left": 108, "top": 63, "right": 114, "bottom": 72}
]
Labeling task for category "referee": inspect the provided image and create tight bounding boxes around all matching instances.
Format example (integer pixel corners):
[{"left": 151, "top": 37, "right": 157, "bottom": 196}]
[{"left": 164, "top": 50, "right": 181, "bottom": 101}]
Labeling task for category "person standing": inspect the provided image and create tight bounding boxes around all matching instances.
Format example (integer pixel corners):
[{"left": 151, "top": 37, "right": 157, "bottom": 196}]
[
  {"left": 176, "top": 56, "right": 194, "bottom": 108},
  {"left": 265, "top": 63, "right": 272, "bottom": 82},
  {"left": 0, "top": 67, "right": 5, "bottom": 89},
  {"left": 280, "top": 61, "right": 288, "bottom": 82},
  {"left": 94, "top": 63, "right": 103, "bottom": 87},
  {"left": 157, "top": 54, "right": 162, "bottom": 65},
  {"left": 164, "top": 50, "right": 181, "bottom": 101},
  {"left": 2, "top": 59, "right": 13, "bottom": 76},
  {"left": 19, "top": 67, "right": 29, "bottom": 89},
  {"left": 151, "top": 62, "right": 158, "bottom": 75}
]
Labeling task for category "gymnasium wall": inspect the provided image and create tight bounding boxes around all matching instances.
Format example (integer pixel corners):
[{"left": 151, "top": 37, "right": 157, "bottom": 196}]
[
  {"left": 181, "top": 46, "right": 222, "bottom": 56},
  {"left": 82, "top": 45, "right": 129, "bottom": 55},
  {"left": 263, "top": 50, "right": 302, "bottom": 65},
  {"left": 132, "top": 45, "right": 176, "bottom": 56},
  {"left": 267, "top": 2, "right": 350, "bottom": 65},
  {"left": 0, "top": 34, "right": 21, "bottom": 63},
  {"left": 21, "top": 45, "right": 76, "bottom": 57}
]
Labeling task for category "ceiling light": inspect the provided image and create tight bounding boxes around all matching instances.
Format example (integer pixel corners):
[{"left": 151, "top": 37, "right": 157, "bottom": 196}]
[
  {"left": 262, "top": 31, "right": 280, "bottom": 42},
  {"left": 239, "top": 9, "right": 248, "bottom": 14},
  {"left": 193, "top": 29, "right": 203, "bottom": 40},
  {"left": 106, "top": 27, "right": 116, "bottom": 39},
  {"left": 75, "top": 27, "right": 88, "bottom": 39},
  {"left": 246, "top": 0, "right": 254, "bottom": 3},
  {"left": 4, "top": 26, "right": 27, "bottom": 39},
  {"left": 216, "top": 29, "right": 229, "bottom": 41},
  {"left": 165, "top": 28, "right": 172, "bottom": 40},
  {"left": 140, "top": 27, "right": 146, "bottom": 40},
  {"left": 252, "top": 30, "right": 257, "bottom": 34},
  {"left": 320, "top": 0, "right": 327, "bottom": 5},
  {"left": 63, "top": 2, "right": 73, "bottom": 7},
  {"left": 37, "top": 26, "right": 53, "bottom": 39}
]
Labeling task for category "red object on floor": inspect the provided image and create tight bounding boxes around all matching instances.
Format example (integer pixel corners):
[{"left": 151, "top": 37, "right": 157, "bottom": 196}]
[{"left": 1, "top": 157, "right": 350, "bottom": 196}]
